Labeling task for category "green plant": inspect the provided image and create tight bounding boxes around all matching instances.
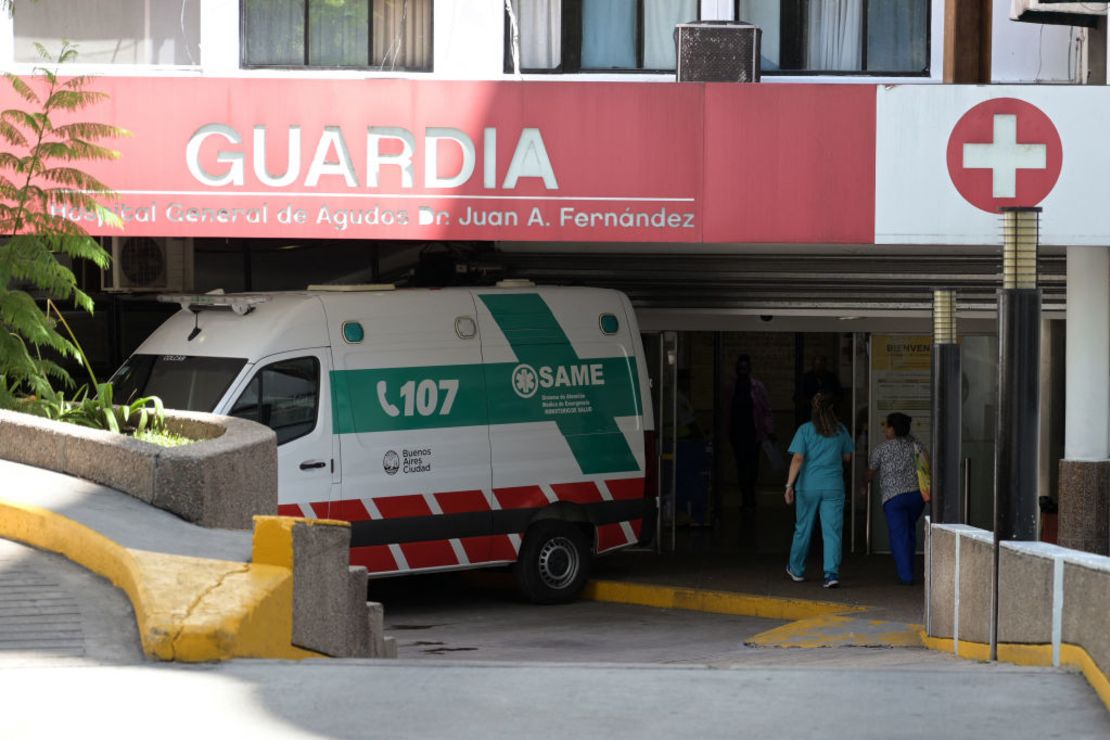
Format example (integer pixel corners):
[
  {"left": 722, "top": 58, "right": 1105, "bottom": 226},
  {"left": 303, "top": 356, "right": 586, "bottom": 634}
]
[
  {"left": 8, "top": 296, "right": 169, "bottom": 435},
  {"left": 23, "top": 379, "right": 166, "bottom": 435},
  {"left": 0, "top": 42, "right": 125, "bottom": 400},
  {"left": 133, "top": 427, "right": 193, "bottom": 448}
]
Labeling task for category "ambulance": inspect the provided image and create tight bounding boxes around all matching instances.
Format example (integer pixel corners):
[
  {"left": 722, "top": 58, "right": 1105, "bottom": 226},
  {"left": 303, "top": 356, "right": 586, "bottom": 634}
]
[{"left": 110, "top": 283, "right": 654, "bottom": 603}]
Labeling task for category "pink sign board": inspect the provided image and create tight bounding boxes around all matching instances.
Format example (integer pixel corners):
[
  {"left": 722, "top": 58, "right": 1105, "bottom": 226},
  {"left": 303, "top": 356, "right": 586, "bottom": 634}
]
[{"left": 3, "top": 77, "right": 876, "bottom": 244}]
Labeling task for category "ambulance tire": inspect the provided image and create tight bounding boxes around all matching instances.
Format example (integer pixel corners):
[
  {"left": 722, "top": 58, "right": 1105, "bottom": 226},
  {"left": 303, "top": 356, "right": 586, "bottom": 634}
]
[{"left": 514, "top": 520, "right": 592, "bottom": 605}]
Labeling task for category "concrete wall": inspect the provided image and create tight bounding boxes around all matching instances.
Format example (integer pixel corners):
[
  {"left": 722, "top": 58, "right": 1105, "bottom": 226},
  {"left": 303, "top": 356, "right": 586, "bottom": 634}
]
[
  {"left": 253, "top": 517, "right": 395, "bottom": 659},
  {"left": 928, "top": 521, "right": 1110, "bottom": 677},
  {"left": 0, "top": 409, "right": 276, "bottom": 529}
]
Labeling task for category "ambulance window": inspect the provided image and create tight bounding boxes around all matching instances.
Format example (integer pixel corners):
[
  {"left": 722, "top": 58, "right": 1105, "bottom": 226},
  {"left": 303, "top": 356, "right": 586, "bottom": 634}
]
[
  {"left": 599, "top": 313, "right": 620, "bottom": 335},
  {"left": 230, "top": 357, "right": 320, "bottom": 445},
  {"left": 110, "top": 354, "right": 246, "bottom": 412}
]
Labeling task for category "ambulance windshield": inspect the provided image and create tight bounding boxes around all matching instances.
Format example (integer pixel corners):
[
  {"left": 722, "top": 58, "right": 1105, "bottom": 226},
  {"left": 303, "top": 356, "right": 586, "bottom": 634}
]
[{"left": 111, "top": 354, "right": 247, "bottom": 412}]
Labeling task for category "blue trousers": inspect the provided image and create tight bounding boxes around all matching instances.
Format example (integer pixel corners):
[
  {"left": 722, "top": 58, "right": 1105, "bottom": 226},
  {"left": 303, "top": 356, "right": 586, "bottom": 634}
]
[
  {"left": 788, "top": 488, "right": 844, "bottom": 579},
  {"left": 883, "top": 490, "right": 926, "bottom": 584}
]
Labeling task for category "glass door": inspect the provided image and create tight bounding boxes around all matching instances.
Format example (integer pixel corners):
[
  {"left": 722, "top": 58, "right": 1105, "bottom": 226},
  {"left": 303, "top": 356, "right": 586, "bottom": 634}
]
[
  {"left": 641, "top": 330, "right": 679, "bottom": 552},
  {"left": 959, "top": 335, "right": 998, "bottom": 530}
]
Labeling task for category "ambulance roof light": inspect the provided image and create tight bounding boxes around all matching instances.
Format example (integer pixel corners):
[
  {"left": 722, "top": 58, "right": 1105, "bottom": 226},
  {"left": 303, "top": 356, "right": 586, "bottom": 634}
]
[
  {"left": 495, "top": 279, "right": 535, "bottom": 288},
  {"left": 307, "top": 283, "right": 396, "bottom": 292},
  {"left": 157, "top": 293, "right": 272, "bottom": 316}
]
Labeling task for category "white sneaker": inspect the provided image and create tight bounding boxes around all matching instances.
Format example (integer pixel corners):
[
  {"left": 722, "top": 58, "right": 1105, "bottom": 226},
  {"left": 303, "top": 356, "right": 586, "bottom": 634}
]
[{"left": 785, "top": 566, "right": 804, "bottom": 583}]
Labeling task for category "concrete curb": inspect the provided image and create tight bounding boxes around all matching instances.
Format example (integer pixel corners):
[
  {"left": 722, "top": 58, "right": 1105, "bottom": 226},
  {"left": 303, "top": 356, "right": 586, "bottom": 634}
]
[
  {"left": 919, "top": 633, "right": 1110, "bottom": 714},
  {"left": 0, "top": 500, "right": 394, "bottom": 662},
  {"left": 0, "top": 409, "right": 276, "bottom": 529},
  {"left": 582, "top": 580, "right": 865, "bottom": 621}
]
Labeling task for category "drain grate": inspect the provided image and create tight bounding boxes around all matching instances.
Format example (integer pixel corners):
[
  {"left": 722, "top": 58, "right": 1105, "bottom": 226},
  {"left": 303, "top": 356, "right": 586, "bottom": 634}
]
[{"left": 0, "top": 571, "right": 84, "bottom": 656}]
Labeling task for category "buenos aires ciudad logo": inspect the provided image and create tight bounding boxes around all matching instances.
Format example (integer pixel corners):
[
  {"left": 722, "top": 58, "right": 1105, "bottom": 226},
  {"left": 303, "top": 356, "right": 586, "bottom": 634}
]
[
  {"left": 512, "top": 364, "right": 539, "bottom": 398},
  {"left": 382, "top": 450, "right": 401, "bottom": 475}
]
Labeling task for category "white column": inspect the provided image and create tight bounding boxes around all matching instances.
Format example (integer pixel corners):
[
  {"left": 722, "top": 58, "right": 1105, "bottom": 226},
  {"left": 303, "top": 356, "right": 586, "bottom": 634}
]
[
  {"left": 435, "top": 0, "right": 503, "bottom": 79},
  {"left": 1065, "top": 246, "right": 1110, "bottom": 460},
  {"left": 200, "top": 0, "right": 240, "bottom": 74},
  {"left": 0, "top": 5, "right": 14, "bottom": 67}
]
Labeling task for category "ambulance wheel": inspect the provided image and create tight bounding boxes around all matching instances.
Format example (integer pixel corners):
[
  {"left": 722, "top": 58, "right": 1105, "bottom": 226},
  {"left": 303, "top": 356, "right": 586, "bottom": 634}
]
[{"left": 514, "top": 521, "right": 592, "bottom": 605}]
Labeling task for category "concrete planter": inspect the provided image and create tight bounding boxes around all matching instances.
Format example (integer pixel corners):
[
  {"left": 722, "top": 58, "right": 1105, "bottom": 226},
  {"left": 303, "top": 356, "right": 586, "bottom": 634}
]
[
  {"left": 0, "top": 409, "right": 276, "bottom": 529},
  {"left": 927, "top": 521, "right": 1110, "bottom": 680}
]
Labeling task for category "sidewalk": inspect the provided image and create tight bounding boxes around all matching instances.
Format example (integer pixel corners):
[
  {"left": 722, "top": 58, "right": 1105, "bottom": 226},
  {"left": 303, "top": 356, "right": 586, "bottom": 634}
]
[
  {"left": 0, "top": 538, "right": 142, "bottom": 666},
  {"left": 0, "top": 458, "right": 327, "bottom": 661}
]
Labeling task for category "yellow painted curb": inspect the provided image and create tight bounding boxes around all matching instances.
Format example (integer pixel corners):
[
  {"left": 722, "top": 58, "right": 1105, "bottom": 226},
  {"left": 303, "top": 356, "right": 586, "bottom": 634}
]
[
  {"left": 0, "top": 499, "right": 321, "bottom": 662},
  {"left": 583, "top": 579, "right": 864, "bottom": 621},
  {"left": 920, "top": 632, "right": 1110, "bottom": 714},
  {"left": 747, "top": 614, "right": 925, "bottom": 648}
]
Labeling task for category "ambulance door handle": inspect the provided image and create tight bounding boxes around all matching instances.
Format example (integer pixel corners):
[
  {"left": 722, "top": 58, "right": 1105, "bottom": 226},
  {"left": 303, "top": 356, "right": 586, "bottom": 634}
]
[{"left": 299, "top": 460, "right": 327, "bottom": 471}]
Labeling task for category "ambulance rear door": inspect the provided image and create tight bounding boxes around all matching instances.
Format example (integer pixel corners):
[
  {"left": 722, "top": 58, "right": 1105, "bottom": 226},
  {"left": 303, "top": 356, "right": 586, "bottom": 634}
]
[{"left": 475, "top": 288, "right": 647, "bottom": 552}]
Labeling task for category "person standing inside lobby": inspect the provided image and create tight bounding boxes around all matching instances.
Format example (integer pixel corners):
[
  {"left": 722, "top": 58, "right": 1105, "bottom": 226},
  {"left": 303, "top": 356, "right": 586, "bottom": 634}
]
[{"left": 726, "top": 354, "right": 775, "bottom": 512}]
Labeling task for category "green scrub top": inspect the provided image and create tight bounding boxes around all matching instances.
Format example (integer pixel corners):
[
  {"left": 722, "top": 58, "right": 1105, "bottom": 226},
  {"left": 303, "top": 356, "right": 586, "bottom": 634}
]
[{"left": 788, "top": 421, "right": 852, "bottom": 492}]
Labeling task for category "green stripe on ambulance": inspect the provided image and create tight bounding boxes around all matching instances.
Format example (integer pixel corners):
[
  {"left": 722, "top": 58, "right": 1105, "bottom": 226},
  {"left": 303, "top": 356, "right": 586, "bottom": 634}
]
[{"left": 330, "top": 293, "right": 642, "bottom": 475}]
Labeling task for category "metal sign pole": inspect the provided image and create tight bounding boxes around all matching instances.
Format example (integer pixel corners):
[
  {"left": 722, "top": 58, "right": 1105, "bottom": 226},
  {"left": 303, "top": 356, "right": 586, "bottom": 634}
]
[{"left": 992, "top": 207, "right": 1043, "bottom": 661}]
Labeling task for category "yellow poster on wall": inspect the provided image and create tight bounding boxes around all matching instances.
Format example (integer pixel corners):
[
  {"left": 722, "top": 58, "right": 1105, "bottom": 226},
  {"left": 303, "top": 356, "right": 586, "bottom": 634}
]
[
  {"left": 871, "top": 336, "right": 933, "bottom": 373},
  {"left": 869, "top": 334, "right": 934, "bottom": 553},
  {"left": 871, "top": 335, "right": 932, "bottom": 436}
]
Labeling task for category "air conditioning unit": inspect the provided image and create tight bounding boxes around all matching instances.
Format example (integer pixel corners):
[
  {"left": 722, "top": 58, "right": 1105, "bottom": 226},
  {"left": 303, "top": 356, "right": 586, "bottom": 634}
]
[
  {"left": 675, "top": 22, "right": 762, "bottom": 83},
  {"left": 102, "top": 236, "right": 194, "bottom": 292},
  {"left": 1012, "top": 0, "right": 1105, "bottom": 26}
]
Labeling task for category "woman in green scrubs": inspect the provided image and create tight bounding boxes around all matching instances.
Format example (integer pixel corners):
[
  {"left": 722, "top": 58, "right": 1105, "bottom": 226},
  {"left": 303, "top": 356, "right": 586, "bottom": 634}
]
[{"left": 784, "top": 392, "right": 853, "bottom": 588}]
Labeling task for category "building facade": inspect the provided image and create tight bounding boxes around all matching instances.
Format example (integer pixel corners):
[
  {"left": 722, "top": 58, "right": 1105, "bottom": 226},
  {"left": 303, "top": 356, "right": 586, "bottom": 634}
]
[{"left": 2, "top": 0, "right": 1107, "bottom": 554}]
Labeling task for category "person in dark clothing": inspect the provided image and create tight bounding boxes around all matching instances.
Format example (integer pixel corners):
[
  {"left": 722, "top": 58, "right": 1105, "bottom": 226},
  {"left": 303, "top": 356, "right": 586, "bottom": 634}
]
[
  {"left": 801, "top": 355, "right": 843, "bottom": 407},
  {"left": 726, "top": 355, "right": 774, "bottom": 511}
]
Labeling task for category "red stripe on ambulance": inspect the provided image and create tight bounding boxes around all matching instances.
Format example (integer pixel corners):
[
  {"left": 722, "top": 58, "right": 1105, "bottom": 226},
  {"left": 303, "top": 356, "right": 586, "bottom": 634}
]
[
  {"left": 288, "top": 477, "right": 645, "bottom": 573},
  {"left": 320, "top": 498, "right": 371, "bottom": 521},
  {"left": 595, "top": 523, "right": 627, "bottom": 553},
  {"left": 492, "top": 485, "right": 547, "bottom": 510},
  {"left": 605, "top": 477, "right": 648, "bottom": 501},
  {"left": 400, "top": 540, "right": 458, "bottom": 570},
  {"left": 350, "top": 545, "right": 397, "bottom": 573},
  {"left": 375, "top": 494, "right": 433, "bottom": 519},
  {"left": 434, "top": 489, "right": 490, "bottom": 514},
  {"left": 551, "top": 481, "right": 604, "bottom": 504}
]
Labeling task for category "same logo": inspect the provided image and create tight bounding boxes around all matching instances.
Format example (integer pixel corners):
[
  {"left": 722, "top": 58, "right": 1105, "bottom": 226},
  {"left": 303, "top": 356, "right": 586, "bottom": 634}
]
[{"left": 512, "top": 363, "right": 539, "bottom": 399}]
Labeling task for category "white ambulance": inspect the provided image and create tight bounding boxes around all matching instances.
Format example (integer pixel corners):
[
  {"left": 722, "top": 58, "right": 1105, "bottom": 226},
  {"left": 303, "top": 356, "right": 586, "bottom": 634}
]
[{"left": 111, "top": 284, "right": 654, "bottom": 603}]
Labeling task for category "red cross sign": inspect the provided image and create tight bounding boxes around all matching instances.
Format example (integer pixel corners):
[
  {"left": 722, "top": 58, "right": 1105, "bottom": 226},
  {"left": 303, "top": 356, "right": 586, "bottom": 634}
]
[{"left": 946, "top": 98, "right": 1063, "bottom": 214}]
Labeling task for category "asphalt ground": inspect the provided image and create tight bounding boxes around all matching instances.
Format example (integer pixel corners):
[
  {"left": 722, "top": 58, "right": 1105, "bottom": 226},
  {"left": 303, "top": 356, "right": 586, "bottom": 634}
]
[
  {"left": 377, "top": 574, "right": 785, "bottom": 664},
  {"left": 2, "top": 659, "right": 1106, "bottom": 740}
]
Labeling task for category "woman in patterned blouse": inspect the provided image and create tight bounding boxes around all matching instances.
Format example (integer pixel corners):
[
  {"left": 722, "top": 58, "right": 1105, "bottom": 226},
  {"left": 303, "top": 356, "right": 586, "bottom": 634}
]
[{"left": 865, "top": 412, "right": 929, "bottom": 585}]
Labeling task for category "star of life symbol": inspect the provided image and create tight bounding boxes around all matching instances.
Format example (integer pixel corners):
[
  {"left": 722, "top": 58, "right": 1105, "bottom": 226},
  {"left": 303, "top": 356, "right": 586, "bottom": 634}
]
[
  {"left": 946, "top": 98, "right": 1062, "bottom": 214},
  {"left": 512, "top": 363, "right": 538, "bottom": 398}
]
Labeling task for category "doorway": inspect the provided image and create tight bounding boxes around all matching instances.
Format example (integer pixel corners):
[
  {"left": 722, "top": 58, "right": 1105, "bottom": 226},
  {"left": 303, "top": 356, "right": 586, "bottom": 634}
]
[{"left": 643, "top": 330, "right": 866, "bottom": 558}]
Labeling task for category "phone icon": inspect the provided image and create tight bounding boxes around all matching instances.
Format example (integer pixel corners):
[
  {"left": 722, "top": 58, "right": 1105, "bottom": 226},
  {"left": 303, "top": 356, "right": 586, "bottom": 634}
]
[{"left": 377, "top": 381, "right": 400, "bottom": 417}]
